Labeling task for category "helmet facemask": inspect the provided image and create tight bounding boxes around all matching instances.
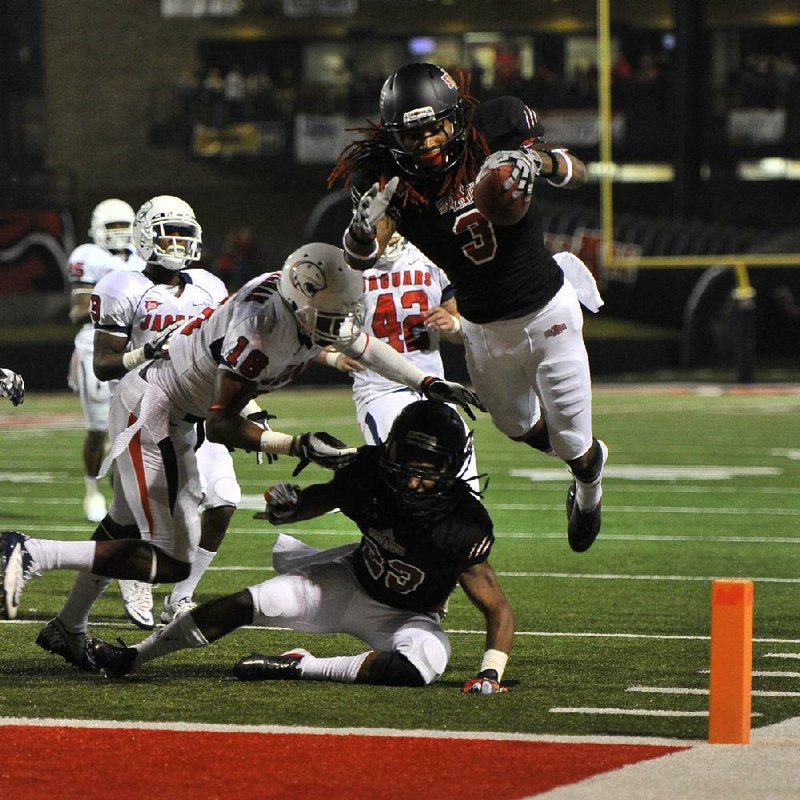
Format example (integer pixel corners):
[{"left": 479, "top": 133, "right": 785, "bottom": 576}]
[
  {"left": 385, "top": 109, "right": 466, "bottom": 177},
  {"left": 150, "top": 221, "right": 202, "bottom": 271},
  {"left": 380, "top": 401, "right": 472, "bottom": 519},
  {"left": 293, "top": 298, "right": 365, "bottom": 346}
]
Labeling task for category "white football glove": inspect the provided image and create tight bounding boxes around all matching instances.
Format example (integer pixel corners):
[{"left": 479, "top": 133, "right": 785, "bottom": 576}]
[
  {"left": 143, "top": 319, "right": 184, "bottom": 360},
  {"left": 421, "top": 377, "right": 486, "bottom": 421},
  {"left": 348, "top": 177, "right": 400, "bottom": 242},
  {"left": 0, "top": 368, "right": 24, "bottom": 406},
  {"left": 291, "top": 431, "right": 358, "bottom": 476},
  {"left": 477, "top": 150, "right": 543, "bottom": 201}
]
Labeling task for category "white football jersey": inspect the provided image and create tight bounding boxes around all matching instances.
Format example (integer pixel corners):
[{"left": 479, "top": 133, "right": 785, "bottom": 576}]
[
  {"left": 68, "top": 243, "right": 144, "bottom": 348},
  {"left": 146, "top": 271, "right": 322, "bottom": 419},
  {"left": 91, "top": 267, "right": 228, "bottom": 350},
  {"left": 352, "top": 238, "right": 453, "bottom": 408}
]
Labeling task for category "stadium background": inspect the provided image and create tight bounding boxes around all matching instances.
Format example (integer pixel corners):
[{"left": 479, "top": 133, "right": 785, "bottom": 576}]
[{"left": 1, "top": 0, "right": 800, "bottom": 388}]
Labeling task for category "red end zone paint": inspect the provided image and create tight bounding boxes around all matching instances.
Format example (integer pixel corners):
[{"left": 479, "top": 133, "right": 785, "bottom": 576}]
[{"left": 0, "top": 725, "right": 686, "bottom": 799}]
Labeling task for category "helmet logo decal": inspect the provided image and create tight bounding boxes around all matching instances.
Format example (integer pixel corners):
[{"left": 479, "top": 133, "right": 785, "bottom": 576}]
[
  {"left": 135, "top": 201, "right": 153, "bottom": 223},
  {"left": 290, "top": 260, "right": 328, "bottom": 299},
  {"left": 402, "top": 106, "right": 436, "bottom": 127},
  {"left": 440, "top": 70, "right": 457, "bottom": 90}
]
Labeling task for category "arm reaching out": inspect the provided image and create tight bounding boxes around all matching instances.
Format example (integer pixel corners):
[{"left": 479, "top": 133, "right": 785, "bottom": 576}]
[
  {"left": 459, "top": 561, "right": 514, "bottom": 695},
  {"left": 340, "top": 332, "right": 485, "bottom": 418}
]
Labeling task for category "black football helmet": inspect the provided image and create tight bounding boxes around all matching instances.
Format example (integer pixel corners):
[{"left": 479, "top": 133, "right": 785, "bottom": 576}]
[
  {"left": 380, "top": 63, "right": 466, "bottom": 176},
  {"left": 380, "top": 400, "right": 472, "bottom": 518}
]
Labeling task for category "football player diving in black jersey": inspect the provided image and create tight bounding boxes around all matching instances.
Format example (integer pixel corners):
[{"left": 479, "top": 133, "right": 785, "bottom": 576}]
[{"left": 330, "top": 62, "right": 608, "bottom": 553}]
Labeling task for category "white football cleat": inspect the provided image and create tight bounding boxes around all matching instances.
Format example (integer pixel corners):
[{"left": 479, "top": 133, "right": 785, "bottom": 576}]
[
  {"left": 160, "top": 595, "right": 198, "bottom": 624},
  {"left": 1, "top": 531, "right": 41, "bottom": 619},
  {"left": 83, "top": 492, "right": 107, "bottom": 524},
  {"left": 119, "top": 580, "right": 154, "bottom": 629}
]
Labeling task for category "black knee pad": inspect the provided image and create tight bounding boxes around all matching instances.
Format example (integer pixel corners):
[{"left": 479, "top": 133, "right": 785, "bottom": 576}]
[
  {"left": 571, "top": 438, "right": 604, "bottom": 483},
  {"left": 516, "top": 424, "right": 553, "bottom": 454},
  {"left": 368, "top": 651, "right": 426, "bottom": 687}
]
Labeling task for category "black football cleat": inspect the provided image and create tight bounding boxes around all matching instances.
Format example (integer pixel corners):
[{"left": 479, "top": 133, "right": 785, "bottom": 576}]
[
  {"left": 36, "top": 617, "right": 99, "bottom": 672},
  {"left": 233, "top": 649, "right": 309, "bottom": 681},
  {"left": 566, "top": 440, "right": 608, "bottom": 552},
  {"left": 91, "top": 637, "right": 137, "bottom": 678},
  {"left": 566, "top": 480, "right": 602, "bottom": 552}
]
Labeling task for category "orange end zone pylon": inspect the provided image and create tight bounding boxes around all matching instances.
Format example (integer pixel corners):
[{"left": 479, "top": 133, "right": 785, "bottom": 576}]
[{"left": 708, "top": 579, "right": 754, "bottom": 744}]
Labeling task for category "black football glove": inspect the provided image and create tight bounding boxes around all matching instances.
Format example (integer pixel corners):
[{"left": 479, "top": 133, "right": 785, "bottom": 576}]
[
  {"left": 254, "top": 482, "right": 302, "bottom": 523},
  {"left": 291, "top": 432, "right": 358, "bottom": 477},
  {"left": 143, "top": 319, "right": 184, "bottom": 360},
  {"left": 421, "top": 376, "right": 486, "bottom": 421},
  {"left": 462, "top": 669, "right": 508, "bottom": 695},
  {"left": 0, "top": 369, "right": 24, "bottom": 406}
]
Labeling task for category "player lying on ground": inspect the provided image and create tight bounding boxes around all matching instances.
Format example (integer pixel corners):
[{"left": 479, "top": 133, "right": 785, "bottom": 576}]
[{"left": 90, "top": 401, "right": 514, "bottom": 694}]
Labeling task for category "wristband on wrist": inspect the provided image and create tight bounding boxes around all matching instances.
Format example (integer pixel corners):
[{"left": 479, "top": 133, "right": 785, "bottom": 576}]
[
  {"left": 547, "top": 149, "right": 572, "bottom": 187},
  {"left": 323, "top": 350, "right": 341, "bottom": 368},
  {"left": 479, "top": 649, "right": 508, "bottom": 682},
  {"left": 448, "top": 314, "right": 461, "bottom": 334},
  {"left": 259, "top": 430, "right": 295, "bottom": 455},
  {"left": 241, "top": 399, "right": 262, "bottom": 417},
  {"left": 121, "top": 347, "right": 147, "bottom": 371},
  {"left": 343, "top": 229, "right": 379, "bottom": 268}
]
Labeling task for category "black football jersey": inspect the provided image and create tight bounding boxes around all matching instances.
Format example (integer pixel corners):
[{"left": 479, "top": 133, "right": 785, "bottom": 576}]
[
  {"left": 333, "top": 447, "right": 494, "bottom": 613},
  {"left": 359, "top": 96, "right": 565, "bottom": 325}
]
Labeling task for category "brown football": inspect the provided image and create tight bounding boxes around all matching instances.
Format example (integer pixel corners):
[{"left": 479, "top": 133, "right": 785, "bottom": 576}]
[{"left": 473, "top": 163, "right": 531, "bottom": 226}]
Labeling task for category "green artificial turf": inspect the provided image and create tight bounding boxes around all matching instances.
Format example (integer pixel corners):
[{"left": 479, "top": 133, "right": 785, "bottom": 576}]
[{"left": 1, "top": 385, "right": 799, "bottom": 740}]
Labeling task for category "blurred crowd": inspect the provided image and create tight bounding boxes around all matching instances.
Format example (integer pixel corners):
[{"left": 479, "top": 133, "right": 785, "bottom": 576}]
[{"left": 168, "top": 48, "right": 800, "bottom": 129}]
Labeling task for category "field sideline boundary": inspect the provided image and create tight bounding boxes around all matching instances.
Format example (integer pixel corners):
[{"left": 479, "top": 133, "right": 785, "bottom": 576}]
[{"left": 0, "top": 714, "right": 703, "bottom": 747}]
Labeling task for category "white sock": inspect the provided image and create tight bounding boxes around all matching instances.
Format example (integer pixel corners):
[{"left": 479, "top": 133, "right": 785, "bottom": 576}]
[
  {"left": 298, "top": 652, "right": 370, "bottom": 683},
  {"left": 84, "top": 476, "right": 102, "bottom": 497},
  {"left": 24, "top": 539, "right": 96, "bottom": 572},
  {"left": 575, "top": 478, "right": 603, "bottom": 512},
  {"left": 134, "top": 610, "right": 208, "bottom": 665},
  {"left": 574, "top": 440, "right": 608, "bottom": 511},
  {"left": 58, "top": 571, "right": 112, "bottom": 632},
  {"left": 169, "top": 547, "right": 216, "bottom": 601}
]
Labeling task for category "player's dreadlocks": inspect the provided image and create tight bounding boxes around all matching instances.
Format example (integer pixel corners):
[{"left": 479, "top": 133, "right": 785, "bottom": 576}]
[{"left": 327, "top": 70, "right": 490, "bottom": 208}]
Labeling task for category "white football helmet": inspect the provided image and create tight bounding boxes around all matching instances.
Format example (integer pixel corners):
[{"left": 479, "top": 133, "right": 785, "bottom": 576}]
[
  {"left": 279, "top": 242, "right": 364, "bottom": 345},
  {"left": 89, "top": 199, "right": 135, "bottom": 252},
  {"left": 133, "top": 195, "right": 202, "bottom": 271}
]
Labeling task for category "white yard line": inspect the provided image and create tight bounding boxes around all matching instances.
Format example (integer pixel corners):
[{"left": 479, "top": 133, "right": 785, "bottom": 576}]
[
  {"left": 764, "top": 653, "right": 800, "bottom": 659},
  {"left": 627, "top": 686, "right": 800, "bottom": 698},
  {"left": 549, "top": 708, "right": 715, "bottom": 717},
  {"left": 492, "top": 504, "right": 800, "bottom": 516},
  {"left": 9, "top": 619, "right": 799, "bottom": 645},
  {"left": 10, "top": 522, "right": 800, "bottom": 547},
  {"left": 494, "top": 571, "right": 800, "bottom": 584}
]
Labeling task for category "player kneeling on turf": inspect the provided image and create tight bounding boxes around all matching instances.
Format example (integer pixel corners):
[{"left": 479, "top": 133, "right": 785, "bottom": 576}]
[{"left": 90, "top": 401, "right": 514, "bottom": 693}]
